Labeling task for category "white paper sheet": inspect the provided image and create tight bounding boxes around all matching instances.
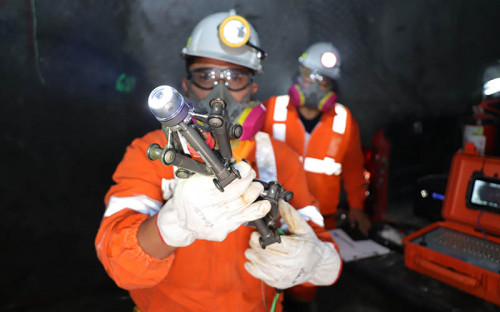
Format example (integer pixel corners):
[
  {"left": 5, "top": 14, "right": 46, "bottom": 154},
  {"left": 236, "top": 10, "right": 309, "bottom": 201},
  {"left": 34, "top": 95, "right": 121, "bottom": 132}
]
[{"left": 328, "top": 228, "right": 391, "bottom": 262}]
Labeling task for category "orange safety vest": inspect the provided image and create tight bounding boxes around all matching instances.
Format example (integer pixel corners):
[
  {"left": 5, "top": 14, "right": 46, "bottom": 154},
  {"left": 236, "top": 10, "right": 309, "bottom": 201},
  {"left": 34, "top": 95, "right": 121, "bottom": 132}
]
[
  {"left": 95, "top": 130, "right": 338, "bottom": 312},
  {"left": 262, "top": 95, "right": 366, "bottom": 218}
]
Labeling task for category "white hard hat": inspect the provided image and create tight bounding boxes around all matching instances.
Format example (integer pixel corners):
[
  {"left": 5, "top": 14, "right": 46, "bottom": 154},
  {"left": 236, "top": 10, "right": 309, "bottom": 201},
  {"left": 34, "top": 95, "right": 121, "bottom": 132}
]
[
  {"left": 181, "top": 10, "right": 264, "bottom": 72},
  {"left": 298, "top": 42, "right": 341, "bottom": 79}
]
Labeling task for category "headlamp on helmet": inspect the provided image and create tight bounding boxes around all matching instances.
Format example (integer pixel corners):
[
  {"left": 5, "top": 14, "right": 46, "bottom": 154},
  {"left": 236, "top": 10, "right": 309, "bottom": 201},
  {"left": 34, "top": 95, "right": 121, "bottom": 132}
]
[
  {"left": 298, "top": 42, "right": 341, "bottom": 80},
  {"left": 482, "top": 60, "right": 500, "bottom": 99},
  {"left": 320, "top": 51, "right": 338, "bottom": 68},
  {"left": 218, "top": 14, "right": 267, "bottom": 61},
  {"left": 181, "top": 10, "right": 267, "bottom": 72}
]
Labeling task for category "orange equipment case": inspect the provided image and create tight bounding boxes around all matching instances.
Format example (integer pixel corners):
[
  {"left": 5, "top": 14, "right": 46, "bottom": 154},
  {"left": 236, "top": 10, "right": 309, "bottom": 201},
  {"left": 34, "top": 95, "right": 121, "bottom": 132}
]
[{"left": 403, "top": 151, "right": 500, "bottom": 306}]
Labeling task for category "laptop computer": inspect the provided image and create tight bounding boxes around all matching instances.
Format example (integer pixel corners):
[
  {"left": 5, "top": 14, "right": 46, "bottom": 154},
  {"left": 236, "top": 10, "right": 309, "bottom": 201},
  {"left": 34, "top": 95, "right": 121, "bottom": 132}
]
[{"left": 403, "top": 150, "right": 500, "bottom": 306}]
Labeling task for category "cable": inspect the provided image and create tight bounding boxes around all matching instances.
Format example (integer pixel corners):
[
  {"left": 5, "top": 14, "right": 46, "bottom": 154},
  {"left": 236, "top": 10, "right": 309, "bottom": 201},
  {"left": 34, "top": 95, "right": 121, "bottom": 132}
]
[
  {"left": 477, "top": 209, "right": 488, "bottom": 241},
  {"left": 269, "top": 291, "right": 280, "bottom": 312},
  {"left": 480, "top": 157, "right": 487, "bottom": 172},
  {"left": 30, "top": 0, "right": 45, "bottom": 85},
  {"left": 269, "top": 228, "right": 286, "bottom": 312}
]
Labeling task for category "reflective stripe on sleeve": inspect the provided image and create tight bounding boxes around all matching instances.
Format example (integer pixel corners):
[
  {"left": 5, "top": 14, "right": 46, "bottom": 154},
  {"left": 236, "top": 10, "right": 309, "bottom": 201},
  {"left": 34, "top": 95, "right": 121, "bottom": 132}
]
[
  {"left": 303, "top": 157, "right": 342, "bottom": 175},
  {"left": 104, "top": 195, "right": 163, "bottom": 217},
  {"left": 254, "top": 132, "right": 277, "bottom": 182},
  {"left": 332, "top": 104, "right": 347, "bottom": 134},
  {"left": 272, "top": 123, "right": 286, "bottom": 142},
  {"left": 273, "top": 95, "right": 290, "bottom": 122}
]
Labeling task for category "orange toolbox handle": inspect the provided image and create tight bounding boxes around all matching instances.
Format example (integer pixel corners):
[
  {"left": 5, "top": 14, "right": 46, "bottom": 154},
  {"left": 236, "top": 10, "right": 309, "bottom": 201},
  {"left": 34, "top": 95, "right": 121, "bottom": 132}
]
[{"left": 415, "top": 257, "right": 479, "bottom": 288}]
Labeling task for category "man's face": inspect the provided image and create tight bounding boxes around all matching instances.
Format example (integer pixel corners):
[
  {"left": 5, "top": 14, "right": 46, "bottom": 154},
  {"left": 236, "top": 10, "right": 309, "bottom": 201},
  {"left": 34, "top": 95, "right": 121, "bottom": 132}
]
[{"left": 182, "top": 57, "right": 258, "bottom": 102}]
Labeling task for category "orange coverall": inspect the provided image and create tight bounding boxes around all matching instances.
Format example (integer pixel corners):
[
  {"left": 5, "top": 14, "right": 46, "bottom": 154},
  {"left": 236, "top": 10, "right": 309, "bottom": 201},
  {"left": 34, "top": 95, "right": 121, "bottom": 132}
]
[
  {"left": 262, "top": 95, "right": 367, "bottom": 227},
  {"left": 95, "top": 130, "right": 339, "bottom": 312}
]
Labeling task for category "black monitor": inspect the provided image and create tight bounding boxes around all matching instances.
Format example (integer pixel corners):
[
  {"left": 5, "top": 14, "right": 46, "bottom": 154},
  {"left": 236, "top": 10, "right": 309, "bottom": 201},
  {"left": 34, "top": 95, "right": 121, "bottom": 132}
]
[{"left": 466, "top": 171, "right": 500, "bottom": 213}]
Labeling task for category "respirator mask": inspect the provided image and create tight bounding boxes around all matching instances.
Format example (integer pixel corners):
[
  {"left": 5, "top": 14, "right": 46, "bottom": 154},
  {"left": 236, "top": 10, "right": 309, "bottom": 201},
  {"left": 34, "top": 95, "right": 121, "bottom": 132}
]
[
  {"left": 288, "top": 67, "right": 337, "bottom": 112},
  {"left": 187, "top": 67, "right": 266, "bottom": 140}
]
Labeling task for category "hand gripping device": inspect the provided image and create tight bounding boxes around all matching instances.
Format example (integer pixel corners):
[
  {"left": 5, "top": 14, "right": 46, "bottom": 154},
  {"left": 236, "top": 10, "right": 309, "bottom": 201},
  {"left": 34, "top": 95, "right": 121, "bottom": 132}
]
[{"left": 146, "top": 85, "right": 292, "bottom": 248}]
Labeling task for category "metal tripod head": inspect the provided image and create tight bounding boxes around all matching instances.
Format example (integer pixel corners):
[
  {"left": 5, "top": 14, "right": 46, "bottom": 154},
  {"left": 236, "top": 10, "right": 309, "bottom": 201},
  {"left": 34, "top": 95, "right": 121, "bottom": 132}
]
[{"left": 147, "top": 85, "right": 241, "bottom": 191}]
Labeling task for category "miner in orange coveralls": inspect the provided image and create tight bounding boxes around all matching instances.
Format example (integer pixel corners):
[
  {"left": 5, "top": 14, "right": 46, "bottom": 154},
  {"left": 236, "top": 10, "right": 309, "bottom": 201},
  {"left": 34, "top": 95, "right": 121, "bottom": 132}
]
[
  {"left": 95, "top": 11, "right": 342, "bottom": 312},
  {"left": 262, "top": 42, "right": 371, "bottom": 307}
]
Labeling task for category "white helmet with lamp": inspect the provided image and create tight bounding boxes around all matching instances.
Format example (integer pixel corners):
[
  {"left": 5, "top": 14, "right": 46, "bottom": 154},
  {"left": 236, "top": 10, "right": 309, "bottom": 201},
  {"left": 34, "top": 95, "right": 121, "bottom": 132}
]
[
  {"left": 288, "top": 42, "right": 341, "bottom": 112},
  {"left": 181, "top": 9, "right": 266, "bottom": 73},
  {"left": 298, "top": 42, "right": 341, "bottom": 80},
  {"left": 181, "top": 10, "right": 268, "bottom": 141}
]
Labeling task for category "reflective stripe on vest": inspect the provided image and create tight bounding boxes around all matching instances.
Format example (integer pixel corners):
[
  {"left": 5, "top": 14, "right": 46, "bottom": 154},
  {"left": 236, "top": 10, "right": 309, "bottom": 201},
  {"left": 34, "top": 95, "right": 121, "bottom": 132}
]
[
  {"left": 303, "top": 156, "right": 342, "bottom": 176},
  {"left": 333, "top": 104, "right": 347, "bottom": 134},
  {"left": 272, "top": 96, "right": 347, "bottom": 139},
  {"left": 255, "top": 132, "right": 278, "bottom": 182},
  {"left": 272, "top": 95, "right": 290, "bottom": 142},
  {"left": 273, "top": 123, "right": 286, "bottom": 142},
  {"left": 254, "top": 133, "right": 324, "bottom": 227},
  {"left": 273, "top": 95, "right": 290, "bottom": 122}
]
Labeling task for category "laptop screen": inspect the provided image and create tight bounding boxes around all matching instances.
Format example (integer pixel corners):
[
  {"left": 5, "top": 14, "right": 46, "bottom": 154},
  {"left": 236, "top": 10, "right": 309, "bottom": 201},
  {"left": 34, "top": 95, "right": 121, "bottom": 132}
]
[{"left": 467, "top": 171, "right": 500, "bottom": 213}]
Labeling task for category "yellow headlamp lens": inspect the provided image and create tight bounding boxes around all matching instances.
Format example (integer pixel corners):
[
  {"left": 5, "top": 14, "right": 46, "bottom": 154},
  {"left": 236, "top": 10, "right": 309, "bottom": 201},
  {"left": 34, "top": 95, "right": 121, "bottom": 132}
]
[{"left": 219, "top": 15, "right": 251, "bottom": 48}]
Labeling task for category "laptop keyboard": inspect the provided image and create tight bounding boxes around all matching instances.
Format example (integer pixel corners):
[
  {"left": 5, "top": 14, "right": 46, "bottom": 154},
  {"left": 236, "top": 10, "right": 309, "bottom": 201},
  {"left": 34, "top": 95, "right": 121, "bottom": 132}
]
[{"left": 411, "top": 227, "right": 500, "bottom": 274}]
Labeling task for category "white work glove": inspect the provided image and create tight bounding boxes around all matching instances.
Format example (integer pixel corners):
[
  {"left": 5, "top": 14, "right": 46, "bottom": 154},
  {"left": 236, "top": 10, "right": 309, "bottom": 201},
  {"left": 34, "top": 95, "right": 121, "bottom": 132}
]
[
  {"left": 156, "top": 161, "right": 271, "bottom": 247},
  {"left": 244, "top": 200, "right": 341, "bottom": 289}
]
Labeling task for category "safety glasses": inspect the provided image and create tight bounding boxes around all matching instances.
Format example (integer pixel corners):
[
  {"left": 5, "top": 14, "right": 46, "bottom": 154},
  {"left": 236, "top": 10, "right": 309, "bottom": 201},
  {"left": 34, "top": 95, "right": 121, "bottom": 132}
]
[
  {"left": 187, "top": 67, "right": 254, "bottom": 91},
  {"left": 299, "top": 66, "right": 333, "bottom": 89}
]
